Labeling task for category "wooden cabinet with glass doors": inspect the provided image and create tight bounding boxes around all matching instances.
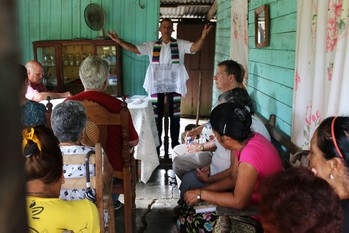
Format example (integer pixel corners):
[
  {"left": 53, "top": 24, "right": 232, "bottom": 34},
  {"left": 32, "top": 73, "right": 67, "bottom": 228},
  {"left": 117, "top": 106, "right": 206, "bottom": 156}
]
[{"left": 33, "top": 39, "right": 122, "bottom": 96}]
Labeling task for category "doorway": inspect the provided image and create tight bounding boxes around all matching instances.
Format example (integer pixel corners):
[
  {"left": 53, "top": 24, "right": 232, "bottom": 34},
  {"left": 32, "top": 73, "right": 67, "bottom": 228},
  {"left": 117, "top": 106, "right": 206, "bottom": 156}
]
[{"left": 177, "top": 21, "right": 215, "bottom": 119}]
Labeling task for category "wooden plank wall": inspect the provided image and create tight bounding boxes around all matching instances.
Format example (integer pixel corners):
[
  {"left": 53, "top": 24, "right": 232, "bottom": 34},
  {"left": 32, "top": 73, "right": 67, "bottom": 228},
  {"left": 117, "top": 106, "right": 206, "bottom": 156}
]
[
  {"left": 247, "top": 0, "right": 296, "bottom": 136},
  {"left": 213, "top": 0, "right": 296, "bottom": 136},
  {"left": 212, "top": 0, "right": 232, "bottom": 105},
  {"left": 17, "top": 0, "right": 159, "bottom": 96}
]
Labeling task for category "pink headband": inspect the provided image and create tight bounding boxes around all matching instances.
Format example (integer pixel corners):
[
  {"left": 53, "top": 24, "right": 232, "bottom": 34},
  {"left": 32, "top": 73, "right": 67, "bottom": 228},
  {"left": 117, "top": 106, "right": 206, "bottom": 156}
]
[{"left": 331, "top": 117, "right": 344, "bottom": 160}]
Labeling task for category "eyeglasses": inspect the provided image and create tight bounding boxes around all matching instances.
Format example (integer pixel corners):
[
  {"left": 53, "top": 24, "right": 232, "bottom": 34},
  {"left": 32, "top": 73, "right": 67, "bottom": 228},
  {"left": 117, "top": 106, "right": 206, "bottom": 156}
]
[{"left": 214, "top": 72, "right": 228, "bottom": 78}]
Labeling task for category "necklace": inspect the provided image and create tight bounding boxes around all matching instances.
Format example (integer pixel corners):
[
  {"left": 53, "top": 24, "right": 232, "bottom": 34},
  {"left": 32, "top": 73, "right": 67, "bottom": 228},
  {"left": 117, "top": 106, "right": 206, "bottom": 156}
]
[{"left": 27, "top": 191, "right": 54, "bottom": 198}]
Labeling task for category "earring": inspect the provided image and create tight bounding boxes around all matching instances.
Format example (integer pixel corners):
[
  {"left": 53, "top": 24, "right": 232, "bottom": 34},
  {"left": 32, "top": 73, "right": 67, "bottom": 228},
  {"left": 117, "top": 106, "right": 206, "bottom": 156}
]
[{"left": 329, "top": 174, "right": 334, "bottom": 180}]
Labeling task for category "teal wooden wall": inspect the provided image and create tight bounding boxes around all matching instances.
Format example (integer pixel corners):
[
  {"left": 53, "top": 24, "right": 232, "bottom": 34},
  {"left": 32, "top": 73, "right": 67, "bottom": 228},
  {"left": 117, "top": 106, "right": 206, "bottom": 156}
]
[
  {"left": 212, "top": 0, "right": 232, "bottom": 102},
  {"left": 247, "top": 0, "right": 296, "bottom": 135},
  {"left": 17, "top": 0, "right": 297, "bottom": 134},
  {"left": 17, "top": 0, "right": 159, "bottom": 95},
  {"left": 213, "top": 0, "right": 296, "bottom": 135}
]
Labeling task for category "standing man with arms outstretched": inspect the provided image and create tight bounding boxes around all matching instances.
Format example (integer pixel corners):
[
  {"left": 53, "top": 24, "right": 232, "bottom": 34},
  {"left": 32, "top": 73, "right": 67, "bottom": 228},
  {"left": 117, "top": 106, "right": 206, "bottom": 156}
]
[{"left": 108, "top": 18, "right": 212, "bottom": 151}]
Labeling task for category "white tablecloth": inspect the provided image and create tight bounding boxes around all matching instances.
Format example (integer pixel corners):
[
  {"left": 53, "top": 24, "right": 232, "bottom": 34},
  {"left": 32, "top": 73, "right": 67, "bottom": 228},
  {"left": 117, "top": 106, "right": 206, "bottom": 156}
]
[
  {"left": 40, "top": 96, "right": 160, "bottom": 183},
  {"left": 126, "top": 96, "right": 160, "bottom": 183}
]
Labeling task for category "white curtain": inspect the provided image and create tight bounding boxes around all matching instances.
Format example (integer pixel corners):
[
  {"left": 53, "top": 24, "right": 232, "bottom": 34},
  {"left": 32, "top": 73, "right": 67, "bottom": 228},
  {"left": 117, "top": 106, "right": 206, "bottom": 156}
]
[
  {"left": 292, "top": 0, "right": 349, "bottom": 148},
  {"left": 230, "top": 0, "right": 248, "bottom": 85}
]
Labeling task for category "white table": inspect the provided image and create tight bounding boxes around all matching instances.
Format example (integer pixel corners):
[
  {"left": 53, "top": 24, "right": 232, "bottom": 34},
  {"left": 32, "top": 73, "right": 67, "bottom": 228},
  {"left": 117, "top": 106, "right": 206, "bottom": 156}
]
[
  {"left": 40, "top": 95, "right": 160, "bottom": 183},
  {"left": 126, "top": 96, "right": 160, "bottom": 183}
]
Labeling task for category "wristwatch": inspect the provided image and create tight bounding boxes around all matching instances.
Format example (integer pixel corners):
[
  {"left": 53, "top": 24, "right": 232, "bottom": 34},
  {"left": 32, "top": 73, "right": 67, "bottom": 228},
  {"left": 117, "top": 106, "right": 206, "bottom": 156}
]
[
  {"left": 196, "top": 190, "right": 202, "bottom": 201},
  {"left": 199, "top": 143, "right": 204, "bottom": 151}
]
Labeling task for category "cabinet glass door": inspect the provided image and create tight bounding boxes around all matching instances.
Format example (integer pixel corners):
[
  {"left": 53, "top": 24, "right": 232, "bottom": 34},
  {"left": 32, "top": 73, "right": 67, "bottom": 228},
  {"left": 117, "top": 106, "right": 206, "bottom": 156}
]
[
  {"left": 62, "top": 44, "right": 94, "bottom": 94},
  {"left": 97, "top": 45, "right": 119, "bottom": 96},
  {"left": 35, "top": 47, "right": 57, "bottom": 91}
]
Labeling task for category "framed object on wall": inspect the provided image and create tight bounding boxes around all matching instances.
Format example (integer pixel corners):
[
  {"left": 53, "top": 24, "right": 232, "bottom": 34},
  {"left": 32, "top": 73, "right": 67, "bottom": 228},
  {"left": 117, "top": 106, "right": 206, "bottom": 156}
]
[{"left": 255, "top": 4, "right": 270, "bottom": 48}]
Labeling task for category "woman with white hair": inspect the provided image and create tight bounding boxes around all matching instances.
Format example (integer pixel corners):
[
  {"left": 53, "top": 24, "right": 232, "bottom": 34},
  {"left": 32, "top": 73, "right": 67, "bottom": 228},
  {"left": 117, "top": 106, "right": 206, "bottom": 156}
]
[
  {"left": 66, "top": 56, "right": 138, "bottom": 173},
  {"left": 66, "top": 56, "right": 138, "bottom": 209}
]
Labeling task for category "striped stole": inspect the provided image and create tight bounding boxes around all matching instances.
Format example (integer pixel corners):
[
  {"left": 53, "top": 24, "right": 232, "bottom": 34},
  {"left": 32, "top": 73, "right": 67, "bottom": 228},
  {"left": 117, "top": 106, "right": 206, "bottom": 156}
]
[{"left": 152, "top": 37, "right": 179, "bottom": 64}]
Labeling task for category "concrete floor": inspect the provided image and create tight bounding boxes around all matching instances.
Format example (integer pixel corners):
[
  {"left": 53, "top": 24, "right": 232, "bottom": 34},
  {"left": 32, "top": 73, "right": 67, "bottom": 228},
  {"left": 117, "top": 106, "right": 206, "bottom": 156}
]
[
  {"left": 115, "top": 161, "right": 179, "bottom": 233},
  {"left": 113, "top": 118, "right": 208, "bottom": 233}
]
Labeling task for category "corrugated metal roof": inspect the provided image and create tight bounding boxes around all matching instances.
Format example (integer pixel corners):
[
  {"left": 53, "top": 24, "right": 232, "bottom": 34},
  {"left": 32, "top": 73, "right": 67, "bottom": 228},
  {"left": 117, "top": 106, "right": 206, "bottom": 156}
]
[{"left": 160, "top": 0, "right": 215, "bottom": 20}]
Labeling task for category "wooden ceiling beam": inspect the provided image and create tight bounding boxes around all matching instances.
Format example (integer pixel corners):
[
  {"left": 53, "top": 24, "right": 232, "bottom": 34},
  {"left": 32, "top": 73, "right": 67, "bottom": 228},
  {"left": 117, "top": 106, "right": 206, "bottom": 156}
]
[
  {"left": 207, "top": 0, "right": 217, "bottom": 21},
  {"left": 160, "top": 3, "right": 212, "bottom": 7}
]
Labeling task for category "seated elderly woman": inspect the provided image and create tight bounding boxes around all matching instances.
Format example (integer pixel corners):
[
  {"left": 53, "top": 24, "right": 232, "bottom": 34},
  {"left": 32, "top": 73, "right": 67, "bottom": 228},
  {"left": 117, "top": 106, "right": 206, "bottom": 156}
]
[
  {"left": 177, "top": 102, "right": 283, "bottom": 232},
  {"left": 51, "top": 100, "right": 112, "bottom": 201},
  {"left": 66, "top": 56, "right": 139, "bottom": 173},
  {"left": 259, "top": 167, "right": 343, "bottom": 233},
  {"left": 23, "top": 125, "right": 100, "bottom": 232},
  {"left": 308, "top": 116, "right": 349, "bottom": 232}
]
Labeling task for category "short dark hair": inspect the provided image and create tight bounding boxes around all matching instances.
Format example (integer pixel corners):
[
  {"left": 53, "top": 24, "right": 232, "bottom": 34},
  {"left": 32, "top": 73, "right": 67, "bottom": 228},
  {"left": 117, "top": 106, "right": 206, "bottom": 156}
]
[
  {"left": 217, "top": 60, "right": 245, "bottom": 83},
  {"left": 160, "top": 18, "right": 173, "bottom": 27},
  {"left": 210, "top": 102, "right": 252, "bottom": 142},
  {"left": 218, "top": 88, "right": 255, "bottom": 115},
  {"left": 23, "top": 125, "right": 63, "bottom": 184},
  {"left": 316, "top": 116, "right": 349, "bottom": 166},
  {"left": 259, "top": 167, "right": 343, "bottom": 233}
]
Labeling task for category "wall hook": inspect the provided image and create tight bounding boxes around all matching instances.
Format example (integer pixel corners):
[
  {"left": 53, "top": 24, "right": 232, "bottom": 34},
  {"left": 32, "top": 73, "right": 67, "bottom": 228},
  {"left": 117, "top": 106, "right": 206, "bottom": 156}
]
[{"left": 139, "top": 0, "right": 145, "bottom": 9}]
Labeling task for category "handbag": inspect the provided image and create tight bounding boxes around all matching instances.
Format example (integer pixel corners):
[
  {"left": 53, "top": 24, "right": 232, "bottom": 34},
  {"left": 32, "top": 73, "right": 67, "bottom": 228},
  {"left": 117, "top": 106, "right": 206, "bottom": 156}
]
[{"left": 215, "top": 215, "right": 263, "bottom": 233}]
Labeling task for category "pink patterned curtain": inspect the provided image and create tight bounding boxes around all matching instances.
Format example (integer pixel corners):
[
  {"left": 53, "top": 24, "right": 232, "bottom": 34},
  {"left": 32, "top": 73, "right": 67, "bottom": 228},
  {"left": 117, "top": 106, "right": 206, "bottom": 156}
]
[
  {"left": 230, "top": 0, "right": 248, "bottom": 85},
  {"left": 292, "top": 0, "right": 349, "bottom": 148}
]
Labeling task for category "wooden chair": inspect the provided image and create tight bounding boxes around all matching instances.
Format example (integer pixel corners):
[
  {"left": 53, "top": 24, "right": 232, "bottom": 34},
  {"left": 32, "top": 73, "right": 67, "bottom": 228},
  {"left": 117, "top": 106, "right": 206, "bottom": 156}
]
[
  {"left": 45, "top": 96, "right": 53, "bottom": 129},
  {"left": 215, "top": 114, "right": 306, "bottom": 233},
  {"left": 81, "top": 99, "right": 136, "bottom": 233},
  {"left": 61, "top": 143, "right": 115, "bottom": 233}
]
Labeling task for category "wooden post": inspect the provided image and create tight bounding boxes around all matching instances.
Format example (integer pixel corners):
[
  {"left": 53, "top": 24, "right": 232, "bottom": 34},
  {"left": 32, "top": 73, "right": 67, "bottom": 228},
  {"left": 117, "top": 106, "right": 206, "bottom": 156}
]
[
  {"left": 163, "top": 93, "right": 170, "bottom": 159},
  {"left": 195, "top": 72, "right": 202, "bottom": 126},
  {"left": 0, "top": 0, "right": 28, "bottom": 232}
]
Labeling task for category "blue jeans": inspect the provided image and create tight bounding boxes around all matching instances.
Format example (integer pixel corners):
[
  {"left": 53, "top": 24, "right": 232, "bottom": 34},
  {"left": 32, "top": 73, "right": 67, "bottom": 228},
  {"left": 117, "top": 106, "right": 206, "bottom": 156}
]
[{"left": 179, "top": 170, "right": 208, "bottom": 204}]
